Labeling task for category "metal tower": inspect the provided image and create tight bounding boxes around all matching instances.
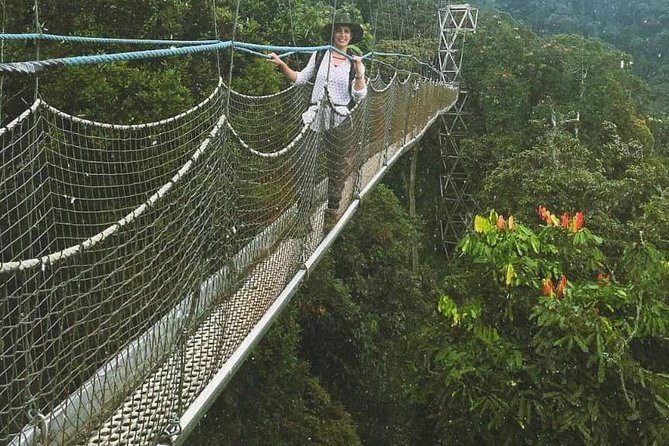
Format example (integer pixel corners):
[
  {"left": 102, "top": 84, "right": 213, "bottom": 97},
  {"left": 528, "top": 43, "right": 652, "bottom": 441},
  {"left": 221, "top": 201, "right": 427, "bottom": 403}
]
[{"left": 437, "top": 3, "right": 478, "bottom": 257}]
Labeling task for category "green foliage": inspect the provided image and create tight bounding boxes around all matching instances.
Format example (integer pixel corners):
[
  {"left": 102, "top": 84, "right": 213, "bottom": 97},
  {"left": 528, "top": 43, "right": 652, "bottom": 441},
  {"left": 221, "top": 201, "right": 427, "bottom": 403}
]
[
  {"left": 472, "top": 122, "right": 669, "bottom": 259},
  {"left": 464, "top": 10, "right": 650, "bottom": 146},
  {"left": 357, "top": 0, "right": 441, "bottom": 41},
  {"left": 634, "top": 192, "right": 669, "bottom": 251},
  {"left": 427, "top": 208, "right": 669, "bottom": 444},
  {"left": 481, "top": 0, "right": 669, "bottom": 114},
  {"left": 40, "top": 60, "right": 196, "bottom": 122},
  {"left": 0, "top": 0, "right": 225, "bottom": 123},
  {"left": 230, "top": 56, "right": 283, "bottom": 95},
  {"left": 372, "top": 37, "right": 438, "bottom": 78},
  {"left": 452, "top": 10, "right": 669, "bottom": 259},
  {"left": 297, "top": 185, "right": 441, "bottom": 445}
]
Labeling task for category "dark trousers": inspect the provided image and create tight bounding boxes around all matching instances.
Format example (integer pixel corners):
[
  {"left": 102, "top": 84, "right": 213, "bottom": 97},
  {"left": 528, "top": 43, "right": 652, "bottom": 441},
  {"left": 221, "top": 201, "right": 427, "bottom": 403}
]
[
  {"left": 295, "top": 111, "right": 357, "bottom": 231},
  {"left": 323, "top": 115, "right": 355, "bottom": 213}
]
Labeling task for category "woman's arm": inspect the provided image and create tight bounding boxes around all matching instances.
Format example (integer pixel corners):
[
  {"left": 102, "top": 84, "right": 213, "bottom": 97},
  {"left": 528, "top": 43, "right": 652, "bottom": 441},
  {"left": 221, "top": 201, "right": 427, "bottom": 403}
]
[
  {"left": 267, "top": 52, "right": 298, "bottom": 82},
  {"left": 268, "top": 52, "right": 317, "bottom": 85}
]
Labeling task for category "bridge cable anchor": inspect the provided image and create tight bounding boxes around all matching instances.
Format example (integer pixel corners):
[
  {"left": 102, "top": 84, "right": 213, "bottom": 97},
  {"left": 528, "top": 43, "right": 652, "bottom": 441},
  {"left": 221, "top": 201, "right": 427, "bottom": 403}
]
[
  {"left": 27, "top": 408, "right": 49, "bottom": 445},
  {"left": 157, "top": 415, "right": 182, "bottom": 445}
]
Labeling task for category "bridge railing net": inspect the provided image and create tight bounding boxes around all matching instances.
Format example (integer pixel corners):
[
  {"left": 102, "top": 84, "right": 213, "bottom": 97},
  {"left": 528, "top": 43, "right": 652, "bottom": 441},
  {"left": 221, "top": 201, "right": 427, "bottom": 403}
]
[{"left": 0, "top": 72, "right": 457, "bottom": 445}]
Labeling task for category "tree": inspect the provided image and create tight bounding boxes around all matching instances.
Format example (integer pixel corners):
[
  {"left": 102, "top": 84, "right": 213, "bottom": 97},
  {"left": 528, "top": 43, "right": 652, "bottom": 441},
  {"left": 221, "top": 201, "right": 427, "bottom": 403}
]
[
  {"left": 452, "top": 9, "right": 666, "bottom": 259},
  {"left": 297, "top": 185, "right": 442, "bottom": 445},
  {"left": 479, "top": 0, "right": 669, "bottom": 114},
  {"left": 424, "top": 209, "right": 669, "bottom": 444}
]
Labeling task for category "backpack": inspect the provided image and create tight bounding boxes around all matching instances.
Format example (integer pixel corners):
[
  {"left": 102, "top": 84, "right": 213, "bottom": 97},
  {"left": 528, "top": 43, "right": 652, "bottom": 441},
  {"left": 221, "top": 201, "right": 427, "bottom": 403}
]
[{"left": 313, "top": 49, "right": 357, "bottom": 109}]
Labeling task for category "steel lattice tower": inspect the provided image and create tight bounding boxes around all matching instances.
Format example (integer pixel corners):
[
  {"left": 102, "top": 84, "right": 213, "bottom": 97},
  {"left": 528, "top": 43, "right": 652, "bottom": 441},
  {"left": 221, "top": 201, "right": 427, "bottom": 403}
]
[{"left": 437, "top": 3, "right": 478, "bottom": 257}]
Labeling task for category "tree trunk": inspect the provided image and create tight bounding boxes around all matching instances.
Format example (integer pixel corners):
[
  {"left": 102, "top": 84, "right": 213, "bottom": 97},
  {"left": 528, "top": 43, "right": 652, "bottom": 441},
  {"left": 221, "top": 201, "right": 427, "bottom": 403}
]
[{"left": 409, "top": 145, "right": 419, "bottom": 272}]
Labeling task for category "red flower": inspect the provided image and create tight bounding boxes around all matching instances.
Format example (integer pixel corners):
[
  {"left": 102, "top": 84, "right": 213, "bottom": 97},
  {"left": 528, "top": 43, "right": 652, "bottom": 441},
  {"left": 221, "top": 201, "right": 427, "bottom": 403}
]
[
  {"left": 542, "top": 278, "right": 554, "bottom": 297},
  {"left": 573, "top": 211, "right": 584, "bottom": 231},
  {"left": 556, "top": 275, "right": 568, "bottom": 298},
  {"left": 496, "top": 215, "right": 506, "bottom": 231},
  {"left": 597, "top": 273, "right": 609, "bottom": 286},
  {"left": 561, "top": 213, "right": 570, "bottom": 229}
]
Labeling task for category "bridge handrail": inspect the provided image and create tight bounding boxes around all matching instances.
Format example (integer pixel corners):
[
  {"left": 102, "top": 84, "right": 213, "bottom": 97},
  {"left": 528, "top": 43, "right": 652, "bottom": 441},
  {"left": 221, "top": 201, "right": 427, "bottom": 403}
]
[{"left": 0, "top": 34, "right": 440, "bottom": 76}]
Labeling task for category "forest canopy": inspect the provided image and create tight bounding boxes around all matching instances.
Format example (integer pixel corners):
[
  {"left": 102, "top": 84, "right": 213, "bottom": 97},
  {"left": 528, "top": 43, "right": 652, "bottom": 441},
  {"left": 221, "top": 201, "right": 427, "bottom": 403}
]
[
  {"left": 481, "top": 0, "right": 669, "bottom": 114},
  {"left": 1, "top": 0, "right": 667, "bottom": 444}
]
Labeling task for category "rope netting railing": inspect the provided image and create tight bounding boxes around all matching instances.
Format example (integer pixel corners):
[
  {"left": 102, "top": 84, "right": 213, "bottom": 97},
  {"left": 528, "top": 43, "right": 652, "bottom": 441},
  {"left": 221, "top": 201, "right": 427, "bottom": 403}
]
[{"left": 0, "top": 48, "right": 457, "bottom": 445}]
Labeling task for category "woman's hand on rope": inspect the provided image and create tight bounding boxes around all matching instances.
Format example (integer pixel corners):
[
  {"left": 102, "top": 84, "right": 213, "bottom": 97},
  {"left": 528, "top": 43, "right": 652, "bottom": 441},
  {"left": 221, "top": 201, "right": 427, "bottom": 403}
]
[
  {"left": 267, "top": 52, "right": 297, "bottom": 82},
  {"left": 352, "top": 55, "right": 365, "bottom": 74},
  {"left": 352, "top": 55, "right": 366, "bottom": 91},
  {"left": 267, "top": 52, "right": 283, "bottom": 66}
]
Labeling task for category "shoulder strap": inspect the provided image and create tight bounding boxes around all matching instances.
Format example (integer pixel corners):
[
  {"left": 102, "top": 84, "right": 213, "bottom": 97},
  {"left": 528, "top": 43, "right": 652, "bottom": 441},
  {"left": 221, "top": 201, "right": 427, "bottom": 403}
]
[
  {"left": 347, "top": 49, "right": 357, "bottom": 107},
  {"left": 314, "top": 50, "right": 326, "bottom": 71},
  {"left": 347, "top": 49, "right": 357, "bottom": 85}
]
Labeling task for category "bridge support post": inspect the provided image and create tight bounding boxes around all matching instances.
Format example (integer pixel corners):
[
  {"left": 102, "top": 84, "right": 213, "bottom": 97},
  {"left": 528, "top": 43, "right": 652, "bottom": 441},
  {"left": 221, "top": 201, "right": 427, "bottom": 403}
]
[{"left": 437, "top": 3, "right": 478, "bottom": 257}]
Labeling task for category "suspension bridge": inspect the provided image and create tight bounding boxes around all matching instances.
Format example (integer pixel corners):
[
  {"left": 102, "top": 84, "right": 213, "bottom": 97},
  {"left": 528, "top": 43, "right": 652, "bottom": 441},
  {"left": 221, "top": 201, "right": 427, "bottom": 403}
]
[{"left": 0, "top": 4, "right": 477, "bottom": 445}]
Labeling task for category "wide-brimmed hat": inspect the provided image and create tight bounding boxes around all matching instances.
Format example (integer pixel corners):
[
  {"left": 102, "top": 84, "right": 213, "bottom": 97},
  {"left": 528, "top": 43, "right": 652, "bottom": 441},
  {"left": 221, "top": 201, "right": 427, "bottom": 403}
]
[{"left": 321, "top": 12, "right": 364, "bottom": 44}]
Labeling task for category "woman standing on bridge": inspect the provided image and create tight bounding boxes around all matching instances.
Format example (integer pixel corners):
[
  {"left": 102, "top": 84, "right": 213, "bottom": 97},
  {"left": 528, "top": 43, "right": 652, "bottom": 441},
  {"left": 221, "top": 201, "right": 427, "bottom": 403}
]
[
  {"left": 267, "top": 12, "right": 368, "bottom": 129},
  {"left": 268, "top": 13, "right": 368, "bottom": 219}
]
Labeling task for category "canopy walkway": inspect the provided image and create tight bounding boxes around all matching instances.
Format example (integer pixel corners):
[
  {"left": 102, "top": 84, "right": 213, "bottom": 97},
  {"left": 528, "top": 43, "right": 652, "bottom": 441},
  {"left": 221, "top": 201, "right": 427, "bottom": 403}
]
[{"left": 0, "top": 46, "right": 458, "bottom": 443}]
